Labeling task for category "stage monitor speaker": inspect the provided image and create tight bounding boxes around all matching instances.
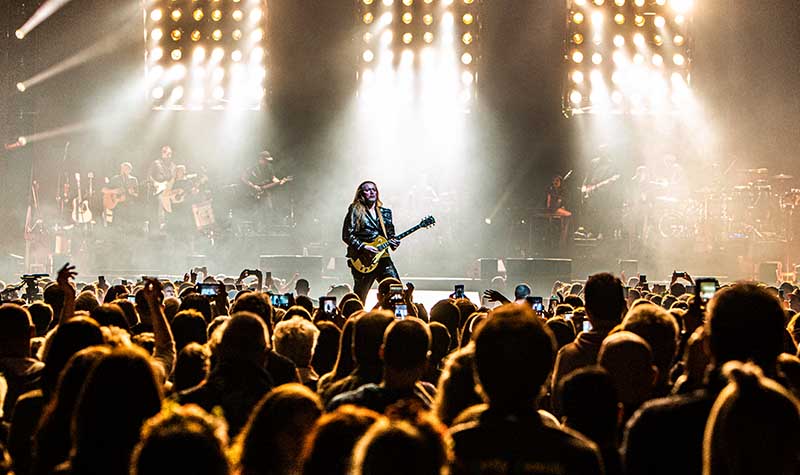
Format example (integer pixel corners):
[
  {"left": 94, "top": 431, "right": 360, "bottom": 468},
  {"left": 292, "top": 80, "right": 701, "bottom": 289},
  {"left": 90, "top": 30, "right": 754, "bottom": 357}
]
[
  {"left": 478, "top": 258, "right": 501, "bottom": 281},
  {"left": 259, "top": 255, "right": 323, "bottom": 290},
  {"left": 758, "top": 261, "right": 780, "bottom": 285},
  {"left": 505, "top": 258, "right": 572, "bottom": 298}
]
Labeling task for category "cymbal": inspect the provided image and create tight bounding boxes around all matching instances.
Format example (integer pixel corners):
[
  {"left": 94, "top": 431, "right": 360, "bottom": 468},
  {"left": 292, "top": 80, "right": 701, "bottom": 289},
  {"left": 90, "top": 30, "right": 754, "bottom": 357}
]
[{"left": 774, "top": 174, "right": 794, "bottom": 180}]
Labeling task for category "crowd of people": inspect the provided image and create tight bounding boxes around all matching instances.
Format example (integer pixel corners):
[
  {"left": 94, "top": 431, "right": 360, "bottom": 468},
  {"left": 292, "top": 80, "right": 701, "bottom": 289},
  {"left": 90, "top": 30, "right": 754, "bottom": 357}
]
[{"left": 0, "top": 265, "right": 799, "bottom": 475}]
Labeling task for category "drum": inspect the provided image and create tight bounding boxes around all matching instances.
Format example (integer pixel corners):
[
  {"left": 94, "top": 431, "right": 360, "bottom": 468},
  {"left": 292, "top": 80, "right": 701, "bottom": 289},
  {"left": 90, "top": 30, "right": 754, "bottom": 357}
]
[
  {"left": 658, "top": 210, "right": 690, "bottom": 238},
  {"left": 192, "top": 200, "right": 216, "bottom": 230}
]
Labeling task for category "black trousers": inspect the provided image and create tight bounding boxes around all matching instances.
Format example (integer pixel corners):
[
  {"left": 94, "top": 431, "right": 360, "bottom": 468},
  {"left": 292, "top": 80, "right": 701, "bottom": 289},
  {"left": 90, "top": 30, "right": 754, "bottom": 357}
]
[{"left": 351, "top": 257, "right": 400, "bottom": 304}]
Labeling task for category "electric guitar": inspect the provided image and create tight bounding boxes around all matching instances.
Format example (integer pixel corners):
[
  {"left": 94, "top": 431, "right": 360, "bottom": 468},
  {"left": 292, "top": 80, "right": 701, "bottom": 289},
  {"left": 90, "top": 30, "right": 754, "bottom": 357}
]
[
  {"left": 71, "top": 173, "right": 93, "bottom": 224},
  {"left": 349, "top": 215, "right": 436, "bottom": 274},
  {"left": 252, "top": 176, "right": 294, "bottom": 200},
  {"left": 581, "top": 174, "right": 620, "bottom": 199}
]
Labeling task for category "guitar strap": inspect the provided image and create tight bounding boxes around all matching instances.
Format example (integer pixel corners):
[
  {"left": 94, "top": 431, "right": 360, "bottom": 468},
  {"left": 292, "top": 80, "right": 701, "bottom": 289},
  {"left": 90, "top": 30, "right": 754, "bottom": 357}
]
[{"left": 377, "top": 207, "right": 390, "bottom": 241}]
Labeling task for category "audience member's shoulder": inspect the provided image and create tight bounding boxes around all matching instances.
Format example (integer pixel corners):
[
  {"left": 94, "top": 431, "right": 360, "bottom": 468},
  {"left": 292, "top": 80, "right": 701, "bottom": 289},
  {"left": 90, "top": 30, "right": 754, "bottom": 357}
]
[
  {"left": 627, "top": 389, "right": 712, "bottom": 428},
  {"left": 327, "top": 383, "right": 381, "bottom": 411}
]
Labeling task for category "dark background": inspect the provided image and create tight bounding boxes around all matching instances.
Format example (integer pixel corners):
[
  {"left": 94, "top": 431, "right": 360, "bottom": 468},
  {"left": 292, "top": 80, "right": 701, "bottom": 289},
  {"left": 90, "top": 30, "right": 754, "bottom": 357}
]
[{"left": 1, "top": 0, "right": 799, "bottom": 272}]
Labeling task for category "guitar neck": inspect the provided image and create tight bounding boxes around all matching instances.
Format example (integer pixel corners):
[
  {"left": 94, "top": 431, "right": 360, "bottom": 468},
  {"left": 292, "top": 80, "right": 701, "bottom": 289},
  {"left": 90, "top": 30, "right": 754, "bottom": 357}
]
[{"left": 376, "top": 224, "right": 424, "bottom": 251}]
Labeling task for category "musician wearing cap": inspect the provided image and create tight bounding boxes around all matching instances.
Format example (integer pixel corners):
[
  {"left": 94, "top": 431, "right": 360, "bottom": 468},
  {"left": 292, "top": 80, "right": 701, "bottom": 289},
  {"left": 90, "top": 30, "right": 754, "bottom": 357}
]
[
  {"left": 241, "top": 150, "right": 294, "bottom": 230},
  {"left": 342, "top": 181, "right": 401, "bottom": 303}
]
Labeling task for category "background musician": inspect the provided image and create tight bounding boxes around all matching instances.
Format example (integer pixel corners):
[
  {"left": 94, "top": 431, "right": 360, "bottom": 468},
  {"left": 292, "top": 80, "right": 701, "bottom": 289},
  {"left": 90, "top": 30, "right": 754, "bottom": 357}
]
[{"left": 102, "top": 162, "right": 139, "bottom": 230}]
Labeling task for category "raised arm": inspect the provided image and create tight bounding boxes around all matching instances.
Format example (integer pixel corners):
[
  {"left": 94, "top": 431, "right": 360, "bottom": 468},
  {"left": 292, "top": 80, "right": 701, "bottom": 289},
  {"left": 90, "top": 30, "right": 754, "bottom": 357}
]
[{"left": 142, "top": 278, "right": 176, "bottom": 383}]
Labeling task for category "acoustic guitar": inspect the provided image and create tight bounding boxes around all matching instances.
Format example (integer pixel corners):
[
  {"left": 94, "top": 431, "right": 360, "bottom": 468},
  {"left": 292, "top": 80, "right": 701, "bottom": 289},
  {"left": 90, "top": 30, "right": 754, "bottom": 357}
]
[{"left": 349, "top": 215, "right": 436, "bottom": 274}]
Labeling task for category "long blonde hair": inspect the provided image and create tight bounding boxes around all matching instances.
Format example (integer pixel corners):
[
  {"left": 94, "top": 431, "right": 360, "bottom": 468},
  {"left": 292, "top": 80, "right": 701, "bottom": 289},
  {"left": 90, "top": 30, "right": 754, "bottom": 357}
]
[{"left": 350, "top": 181, "right": 382, "bottom": 231}]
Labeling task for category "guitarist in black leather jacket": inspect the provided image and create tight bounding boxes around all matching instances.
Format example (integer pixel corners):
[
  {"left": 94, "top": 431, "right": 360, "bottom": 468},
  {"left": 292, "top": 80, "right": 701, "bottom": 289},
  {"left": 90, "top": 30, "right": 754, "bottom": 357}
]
[{"left": 342, "top": 181, "right": 401, "bottom": 303}]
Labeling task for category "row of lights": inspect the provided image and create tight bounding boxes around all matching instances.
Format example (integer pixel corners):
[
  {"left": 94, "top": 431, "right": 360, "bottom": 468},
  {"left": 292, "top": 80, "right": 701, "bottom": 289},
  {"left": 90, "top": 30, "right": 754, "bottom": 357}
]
[{"left": 149, "top": 7, "right": 262, "bottom": 23}]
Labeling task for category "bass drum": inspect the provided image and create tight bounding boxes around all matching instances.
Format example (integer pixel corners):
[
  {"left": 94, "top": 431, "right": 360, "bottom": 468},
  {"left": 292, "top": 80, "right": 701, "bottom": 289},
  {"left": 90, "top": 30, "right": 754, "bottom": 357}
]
[{"left": 658, "top": 210, "right": 691, "bottom": 239}]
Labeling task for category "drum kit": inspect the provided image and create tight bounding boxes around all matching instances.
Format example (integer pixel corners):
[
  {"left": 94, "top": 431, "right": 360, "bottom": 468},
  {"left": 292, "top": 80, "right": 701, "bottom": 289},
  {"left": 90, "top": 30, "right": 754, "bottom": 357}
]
[{"left": 655, "top": 168, "right": 799, "bottom": 241}]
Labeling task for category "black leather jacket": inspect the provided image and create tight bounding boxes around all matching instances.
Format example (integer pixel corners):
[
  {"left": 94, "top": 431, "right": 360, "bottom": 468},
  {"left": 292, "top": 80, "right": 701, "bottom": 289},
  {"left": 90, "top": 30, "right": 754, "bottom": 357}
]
[{"left": 342, "top": 204, "right": 396, "bottom": 258}]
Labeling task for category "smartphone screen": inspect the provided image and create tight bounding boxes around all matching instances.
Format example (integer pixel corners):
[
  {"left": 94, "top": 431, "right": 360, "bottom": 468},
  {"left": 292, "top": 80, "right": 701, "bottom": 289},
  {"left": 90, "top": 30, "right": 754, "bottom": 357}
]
[
  {"left": 582, "top": 320, "right": 593, "bottom": 332},
  {"left": 699, "top": 281, "right": 716, "bottom": 302},
  {"left": 564, "top": 312, "right": 574, "bottom": 321},
  {"left": 127, "top": 295, "right": 136, "bottom": 303},
  {"left": 199, "top": 285, "right": 217, "bottom": 297},
  {"left": 532, "top": 296, "right": 544, "bottom": 314},
  {"left": 320, "top": 296, "right": 337, "bottom": 314},
  {"left": 394, "top": 303, "right": 408, "bottom": 320}
]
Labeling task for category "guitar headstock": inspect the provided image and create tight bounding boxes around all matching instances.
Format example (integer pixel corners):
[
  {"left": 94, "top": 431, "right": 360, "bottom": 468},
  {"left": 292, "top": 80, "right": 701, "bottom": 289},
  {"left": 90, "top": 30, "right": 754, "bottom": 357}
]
[{"left": 419, "top": 215, "right": 436, "bottom": 228}]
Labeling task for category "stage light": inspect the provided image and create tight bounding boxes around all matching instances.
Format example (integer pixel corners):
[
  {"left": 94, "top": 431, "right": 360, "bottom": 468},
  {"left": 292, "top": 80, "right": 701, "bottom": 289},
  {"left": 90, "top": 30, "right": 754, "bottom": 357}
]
[
  {"left": 612, "top": 50, "right": 624, "bottom": 64},
  {"left": 231, "top": 50, "right": 243, "bottom": 62},
  {"left": 675, "top": 15, "right": 685, "bottom": 25},
  {"left": 462, "top": 32, "right": 473, "bottom": 44},
  {"left": 570, "top": 90, "right": 582, "bottom": 104},
  {"left": 613, "top": 34, "right": 625, "bottom": 47},
  {"left": 191, "top": 30, "right": 201, "bottom": 41},
  {"left": 573, "top": 33, "right": 584, "bottom": 44},
  {"left": 614, "top": 0, "right": 625, "bottom": 5},
  {"left": 463, "top": 13, "right": 474, "bottom": 25},
  {"left": 152, "top": 87, "right": 164, "bottom": 99},
  {"left": 424, "top": 32, "right": 434, "bottom": 43},
  {"left": 573, "top": 12, "right": 584, "bottom": 24},
  {"left": 383, "top": 0, "right": 393, "bottom": 5},
  {"left": 171, "top": 29, "right": 182, "bottom": 41},
  {"left": 571, "top": 70, "right": 584, "bottom": 84},
  {"left": 15, "top": 29, "right": 25, "bottom": 39},
  {"left": 402, "top": 12, "right": 412, "bottom": 24},
  {"left": 594, "top": 0, "right": 605, "bottom": 5},
  {"left": 211, "top": 10, "right": 222, "bottom": 21},
  {"left": 673, "top": 53, "right": 685, "bottom": 65},
  {"left": 363, "top": 0, "right": 373, "bottom": 4},
  {"left": 461, "top": 71, "right": 474, "bottom": 85},
  {"left": 16, "top": 82, "right": 26, "bottom": 92},
  {"left": 18, "top": 137, "right": 28, "bottom": 146},
  {"left": 674, "top": 34, "right": 685, "bottom": 45},
  {"left": 252, "top": 29, "right": 264, "bottom": 41},
  {"left": 633, "top": 52, "right": 644, "bottom": 64},
  {"left": 614, "top": 14, "right": 625, "bottom": 24},
  {"left": 212, "top": 29, "right": 222, "bottom": 41},
  {"left": 654, "top": 15, "right": 665, "bottom": 28},
  {"left": 633, "top": 32, "right": 645, "bottom": 46},
  {"left": 572, "top": 50, "right": 584, "bottom": 63},
  {"left": 212, "top": 47, "right": 225, "bottom": 61},
  {"left": 193, "top": 8, "right": 203, "bottom": 21},
  {"left": 250, "top": 9, "right": 262, "bottom": 22},
  {"left": 403, "top": 0, "right": 413, "bottom": 5},
  {"left": 151, "top": 28, "right": 163, "bottom": 41},
  {"left": 634, "top": 0, "right": 644, "bottom": 6},
  {"left": 232, "top": 29, "right": 242, "bottom": 40},
  {"left": 592, "top": 52, "right": 603, "bottom": 64},
  {"left": 171, "top": 9, "right": 181, "bottom": 21},
  {"left": 193, "top": 46, "right": 206, "bottom": 62},
  {"left": 574, "top": 0, "right": 587, "bottom": 5},
  {"left": 423, "top": 14, "right": 433, "bottom": 25},
  {"left": 652, "top": 53, "right": 663, "bottom": 66},
  {"left": 232, "top": 10, "right": 243, "bottom": 21},
  {"left": 634, "top": 15, "right": 645, "bottom": 26},
  {"left": 654, "top": 34, "right": 663, "bottom": 46},
  {"left": 380, "top": 12, "right": 393, "bottom": 25},
  {"left": 151, "top": 9, "right": 163, "bottom": 21},
  {"left": 591, "top": 12, "right": 603, "bottom": 25},
  {"left": 461, "top": 52, "right": 472, "bottom": 64},
  {"left": 593, "top": 32, "right": 602, "bottom": 45},
  {"left": 403, "top": 32, "right": 413, "bottom": 44},
  {"left": 656, "top": 0, "right": 666, "bottom": 5},
  {"left": 151, "top": 47, "right": 164, "bottom": 61},
  {"left": 171, "top": 48, "right": 182, "bottom": 60},
  {"left": 363, "top": 50, "right": 374, "bottom": 62}
]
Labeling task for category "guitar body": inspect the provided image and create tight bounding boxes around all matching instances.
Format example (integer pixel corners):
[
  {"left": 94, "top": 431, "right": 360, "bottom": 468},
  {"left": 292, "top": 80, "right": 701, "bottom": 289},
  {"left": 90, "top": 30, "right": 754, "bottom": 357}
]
[
  {"left": 71, "top": 199, "right": 92, "bottom": 224},
  {"left": 103, "top": 189, "right": 126, "bottom": 210},
  {"left": 348, "top": 215, "right": 436, "bottom": 274},
  {"left": 350, "top": 236, "right": 390, "bottom": 274}
]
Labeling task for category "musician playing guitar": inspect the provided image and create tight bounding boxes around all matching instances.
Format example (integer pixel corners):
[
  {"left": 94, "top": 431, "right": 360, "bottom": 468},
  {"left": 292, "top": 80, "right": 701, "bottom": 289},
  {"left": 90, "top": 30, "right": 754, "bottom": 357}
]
[
  {"left": 342, "top": 181, "right": 402, "bottom": 303},
  {"left": 148, "top": 145, "right": 177, "bottom": 230},
  {"left": 102, "top": 162, "right": 139, "bottom": 227},
  {"left": 241, "top": 150, "right": 293, "bottom": 230}
]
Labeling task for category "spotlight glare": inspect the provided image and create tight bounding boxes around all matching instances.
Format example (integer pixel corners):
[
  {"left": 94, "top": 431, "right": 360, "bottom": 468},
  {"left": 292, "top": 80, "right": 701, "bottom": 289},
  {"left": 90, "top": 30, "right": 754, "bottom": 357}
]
[
  {"left": 191, "top": 30, "right": 201, "bottom": 41},
  {"left": 613, "top": 34, "right": 625, "bottom": 47},
  {"left": 674, "top": 34, "right": 685, "bottom": 46},
  {"left": 462, "top": 13, "right": 474, "bottom": 25},
  {"left": 18, "top": 137, "right": 27, "bottom": 146},
  {"left": 213, "top": 66, "right": 225, "bottom": 81},
  {"left": 423, "top": 14, "right": 433, "bottom": 25},
  {"left": 403, "top": 32, "right": 413, "bottom": 44},
  {"left": 250, "top": 9, "right": 263, "bottom": 22},
  {"left": 633, "top": 33, "right": 645, "bottom": 47},
  {"left": 193, "top": 46, "right": 206, "bottom": 62},
  {"left": 462, "top": 32, "right": 473, "bottom": 44},
  {"left": 571, "top": 70, "right": 584, "bottom": 84},
  {"left": 152, "top": 87, "right": 164, "bottom": 99},
  {"left": 171, "top": 48, "right": 182, "bottom": 61},
  {"left": 212, "top": 47, "right": 225, "bottom": 61},
  {"left": 573, "top": 33, "right": 584, "bottom": 44},
  {"left": 172, "top": 86, "right": 184, "bottom": 100},
  {"left": 213, "top": 86, "right": 225, "bottom": 100},
  {"left": 652, "top": 53, "right": 663, "bottom": 66},
  {"left": 193, "top": 8, "right": 203, "bottom": 21},
  {"left": 252, "top": 28, "right": 264, "bottom": 41},
  {"left": 675, "top": 15, "right": 686, "bottom": 25},
  {"left": 424, "top": 32, "right": 434, "bottom": 43},
  {"left": 151, "top": 47, "right": 164, "bottom": 61},
  {"left": 212, "top": 29, "right": 222, "bottom": 41},
  {"left": 461, "top": 52, "right": 473, "bottom": 64},
  {"left": 16, "top": 82, "right": 26, "bottom": 92},
  {"left": 615, "top": 0, "right": 625, "bottom": 5},
  {"left": 171, "top": 29, "right": 182, "bottom": 41},
  {"left": 211, "top": 10, "right": 222, "bottom": 21},
  {"left": 673, "top": 53, "right": 686, "bottom": 66},
  {"left": 232, "top": 50, "right": 243, "bottom": 62},
  {"left": 573, "top": 12, "right": 584, "bottom": 24},
  {"left": 461, "top": 71, "right": 474, "bottom": 85},
  {"left": 591, "top": 12, "right": 603, "bottom": 25},
  {"left": 15, "top": 29, "right": 25, "bottom": 39},
  {"left": 672, "top": 0, "right": 693, "bottom": 12},
  {"left": 251, "top": 47, "right": 264, "bottom": 62},
  {"left": 232, "top": 10, "right": 243, "bottom": 21},
  {"left": 363, "top": 49, "right": 374, "bottom": 62},
  {"left": 592, "top": 52, "right": 603, "bottom": 64},
  {"left": 571, "top": 50, "right": 584, "bottom": 63},
  {"left": 575, "top": 0, "right": 586, "bottom": 4},
  {"left": 654, "top": 15, "right": 666, "bottom": 28},
  {"left": 570, "top": 90, "right": 582, "bottom": 104},
  {"left": 633, "top": 53, "right": 644, "bottom": 64},
  {"left": 654, "top": 34, "right": 664, "bottom": 46},
  {"left": 402, "top": 12, "right": 413, "bottom": 24},
  {"left": 150, "top": 9, "right": 163, "bottom": 21},
  {"left": 232, "top": 29, "right": 242, "bottom": 40},
  {"left": 594, "top": 0, "right": 604, "bottom": 4},
  {"left": 151, "top": 28, "right": 163, "bottom": 41},
  {"left": 634, "top": 15, "right": 645, "bottom": 26},
  {"left": 634, "top": 0, "right": 644, "bottom": 5},
  {"left": 170, "top": 9, "right": 181, "bottom": 21},
  {"left": 383, "top": 0, "right": 393, "bottom": 5}
]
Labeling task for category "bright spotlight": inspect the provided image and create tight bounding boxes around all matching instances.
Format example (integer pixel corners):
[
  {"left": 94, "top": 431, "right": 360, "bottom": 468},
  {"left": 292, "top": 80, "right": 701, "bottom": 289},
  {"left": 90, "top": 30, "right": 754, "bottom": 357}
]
[
  {"left": 16, "top": 82, "right": 26, "bottom": 92},
  {"left": 18, "top": 137, "right": 28, "bottom": 146},
  {"left": 15, "top": 29, "right": 25, "bottom": 39},
  {"left": 145, "top": 0, "right": 268, "bottom": 110}
]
